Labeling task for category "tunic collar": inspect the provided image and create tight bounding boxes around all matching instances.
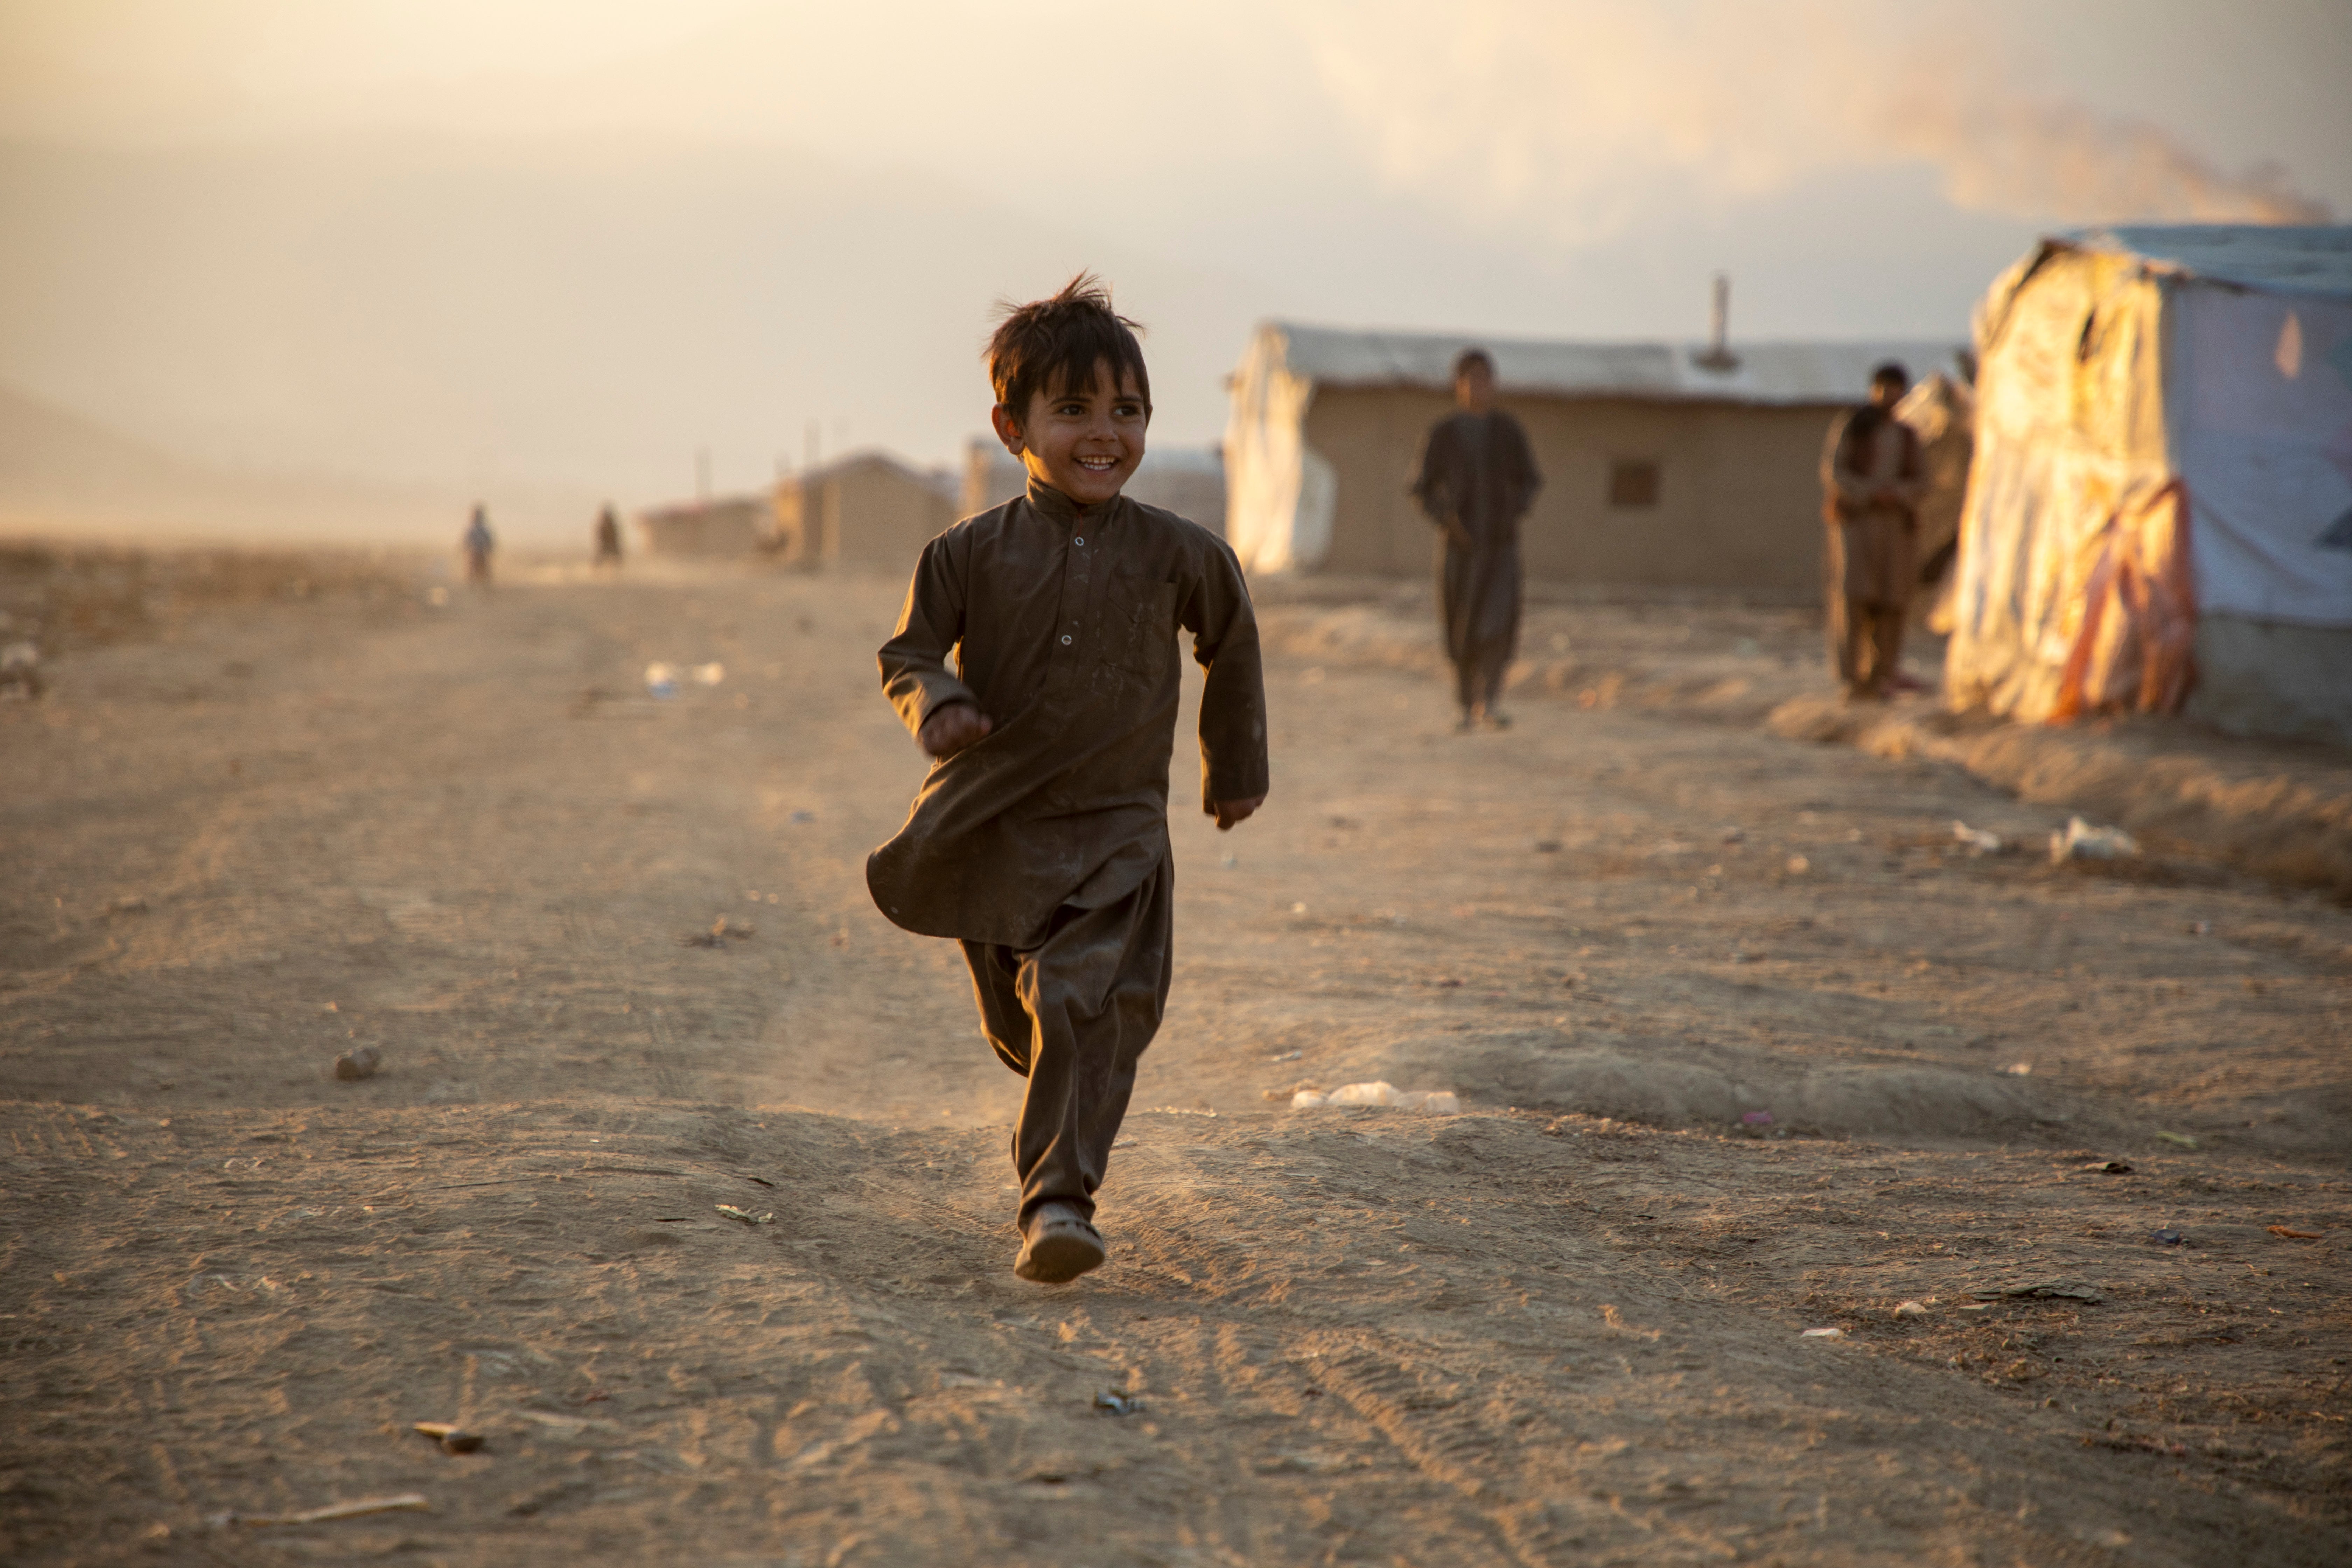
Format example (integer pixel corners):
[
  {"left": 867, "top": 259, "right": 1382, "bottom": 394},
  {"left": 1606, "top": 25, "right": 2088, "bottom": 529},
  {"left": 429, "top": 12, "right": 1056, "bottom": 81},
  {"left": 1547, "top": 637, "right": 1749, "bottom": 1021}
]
[{"left": 1026, "top": 476, "right": 1117, "bottom": 527}]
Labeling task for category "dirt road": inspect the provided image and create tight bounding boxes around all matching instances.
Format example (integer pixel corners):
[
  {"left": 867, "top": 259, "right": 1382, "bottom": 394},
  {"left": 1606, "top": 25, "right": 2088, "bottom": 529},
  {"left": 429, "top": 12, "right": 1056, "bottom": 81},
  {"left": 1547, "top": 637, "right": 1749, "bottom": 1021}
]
[{"left": 4, "top": 559, "right": 2347, "bottom": 1565}]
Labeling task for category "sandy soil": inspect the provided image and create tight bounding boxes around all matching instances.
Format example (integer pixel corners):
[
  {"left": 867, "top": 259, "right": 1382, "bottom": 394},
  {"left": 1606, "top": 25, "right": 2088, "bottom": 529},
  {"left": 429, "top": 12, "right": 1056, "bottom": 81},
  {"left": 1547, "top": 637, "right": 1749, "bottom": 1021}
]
[{"left": 2, "top": 556, "right": 2347, "bottom": 1566}]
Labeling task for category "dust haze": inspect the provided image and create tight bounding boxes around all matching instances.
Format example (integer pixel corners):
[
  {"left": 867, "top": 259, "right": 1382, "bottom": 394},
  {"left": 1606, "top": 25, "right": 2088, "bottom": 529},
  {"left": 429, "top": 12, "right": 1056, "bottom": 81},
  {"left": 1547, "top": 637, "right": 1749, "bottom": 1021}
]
[{"left": 1, "top": 0, "right": 2344, "bottom": 540}]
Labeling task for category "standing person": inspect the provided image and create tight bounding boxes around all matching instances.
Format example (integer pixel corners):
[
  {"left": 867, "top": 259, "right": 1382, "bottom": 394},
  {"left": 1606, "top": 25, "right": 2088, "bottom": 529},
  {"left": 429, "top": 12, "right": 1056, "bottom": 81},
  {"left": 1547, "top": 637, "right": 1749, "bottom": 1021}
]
[
  {"left": 462, "top": 504, "right": 496, "bottom": 588},
  {"left": 1410, "top": 349, "right": 1542, "bottom": 730},
  {"left": 868, "top": 274, "right": 1269, "bottom": 1286},
  {"left": 594, "top": 504, "right": 623, "bottom": 571},
  {"left": 1820, "top": 362, "right": 1926, "bottom": 700}
]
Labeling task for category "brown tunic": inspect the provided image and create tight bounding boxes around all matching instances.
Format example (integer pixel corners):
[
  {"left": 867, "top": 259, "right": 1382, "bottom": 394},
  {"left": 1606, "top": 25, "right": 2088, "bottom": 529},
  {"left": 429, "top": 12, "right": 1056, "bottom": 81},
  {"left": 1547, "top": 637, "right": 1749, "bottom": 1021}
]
[
  {"left": 1820, "top": 408, "right": 1926, "bottom": 606},
  {"left": 869, "top": 478, "right": 1269, "bottom": 950}
]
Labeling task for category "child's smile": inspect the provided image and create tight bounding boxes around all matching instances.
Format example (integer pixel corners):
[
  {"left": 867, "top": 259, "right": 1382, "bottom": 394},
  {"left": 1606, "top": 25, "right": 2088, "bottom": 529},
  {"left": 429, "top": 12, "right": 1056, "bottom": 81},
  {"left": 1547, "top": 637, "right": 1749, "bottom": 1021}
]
[{"left": 991, "top": 359, "right": 1148, "bottom": 507}]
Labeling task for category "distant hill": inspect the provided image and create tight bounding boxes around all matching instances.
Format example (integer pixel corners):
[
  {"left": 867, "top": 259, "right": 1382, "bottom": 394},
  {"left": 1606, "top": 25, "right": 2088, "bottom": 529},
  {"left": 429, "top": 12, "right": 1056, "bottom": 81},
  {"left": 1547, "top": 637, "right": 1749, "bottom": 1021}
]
[{"left": 0, "top": 381, "right": 593, "bottom": 546}]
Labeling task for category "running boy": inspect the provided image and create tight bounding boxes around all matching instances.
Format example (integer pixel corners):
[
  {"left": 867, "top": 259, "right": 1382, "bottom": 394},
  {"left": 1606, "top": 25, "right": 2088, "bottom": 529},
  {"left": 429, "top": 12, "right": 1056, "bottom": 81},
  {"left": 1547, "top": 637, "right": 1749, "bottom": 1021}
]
[{"left": 868, "top": 275, "right": 1269, "bottom": 1284}]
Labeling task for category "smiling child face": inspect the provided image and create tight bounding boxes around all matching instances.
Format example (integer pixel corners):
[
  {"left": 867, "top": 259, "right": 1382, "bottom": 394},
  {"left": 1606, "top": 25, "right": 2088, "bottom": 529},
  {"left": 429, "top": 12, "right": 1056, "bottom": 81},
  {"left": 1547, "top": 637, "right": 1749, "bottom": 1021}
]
[{"left": 992, "top": 358, "right": 1148, "bottom": 507}]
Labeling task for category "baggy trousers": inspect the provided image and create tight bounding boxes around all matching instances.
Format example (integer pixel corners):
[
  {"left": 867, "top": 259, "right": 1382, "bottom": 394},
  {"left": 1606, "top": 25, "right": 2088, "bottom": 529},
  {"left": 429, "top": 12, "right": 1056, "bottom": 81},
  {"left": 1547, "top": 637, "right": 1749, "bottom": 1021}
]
[
  {"left": 959, "top": 855, "right": 1173, "bottom": 1226},
  {"left": 1832, "top": 597, "right": 1907, "bottom": 693},
  {"left": 1453, "top": 638, "right": 1512, "bottom": 713},
  {"left": 1440, "top": 535, "right": 1521, "bottom": 716}
]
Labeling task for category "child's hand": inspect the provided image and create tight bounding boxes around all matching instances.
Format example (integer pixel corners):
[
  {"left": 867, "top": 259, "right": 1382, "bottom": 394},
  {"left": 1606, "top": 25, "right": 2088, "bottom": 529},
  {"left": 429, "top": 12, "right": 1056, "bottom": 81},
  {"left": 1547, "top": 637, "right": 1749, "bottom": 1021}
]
[
  {"left": 918, "top": 702, "right": 993, "bottom": 758},
  {"left": 1210, "top": 794, "right": 1264, "bottom": 831}
]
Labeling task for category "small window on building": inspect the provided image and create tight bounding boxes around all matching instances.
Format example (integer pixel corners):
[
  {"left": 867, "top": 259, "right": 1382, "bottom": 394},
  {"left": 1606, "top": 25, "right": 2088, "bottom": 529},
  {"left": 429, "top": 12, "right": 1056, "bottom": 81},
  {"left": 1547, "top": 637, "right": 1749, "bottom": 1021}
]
[{"left": 1609, "top": 458, "right": 1661, "bottom": 509}]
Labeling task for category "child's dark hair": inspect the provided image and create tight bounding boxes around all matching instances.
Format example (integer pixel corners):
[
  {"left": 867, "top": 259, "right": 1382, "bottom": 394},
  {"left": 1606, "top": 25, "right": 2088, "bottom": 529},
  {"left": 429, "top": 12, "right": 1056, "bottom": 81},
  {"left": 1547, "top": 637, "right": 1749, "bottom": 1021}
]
[
  {"left": 1453, "top": 347, "right": 1495, "bottom": 380},
  {"left": 987, "top": 273, "right": 1151, "bottom": 420}
]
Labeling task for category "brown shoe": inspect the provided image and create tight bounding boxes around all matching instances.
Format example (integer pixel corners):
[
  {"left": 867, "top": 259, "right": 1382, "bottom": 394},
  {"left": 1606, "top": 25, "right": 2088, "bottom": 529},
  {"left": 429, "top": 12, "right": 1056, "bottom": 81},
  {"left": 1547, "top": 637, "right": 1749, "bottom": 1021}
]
[{"left": 1014, "top": 1202, "right": 1105, "bottom": 1284}]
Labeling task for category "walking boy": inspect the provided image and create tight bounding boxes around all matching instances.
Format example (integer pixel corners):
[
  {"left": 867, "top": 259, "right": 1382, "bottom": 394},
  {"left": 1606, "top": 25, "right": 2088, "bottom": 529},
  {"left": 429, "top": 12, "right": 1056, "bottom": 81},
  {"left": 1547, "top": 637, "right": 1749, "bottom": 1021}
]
[
  {"left": 869, "top": 276, "right": 1269, "bottom": 1284},
  {"left": 1410, "top": 349, "right": 1541, "bottom": 730},
  {"left": 1820, "top": 362, "right": 1926, "bottom": 700}
]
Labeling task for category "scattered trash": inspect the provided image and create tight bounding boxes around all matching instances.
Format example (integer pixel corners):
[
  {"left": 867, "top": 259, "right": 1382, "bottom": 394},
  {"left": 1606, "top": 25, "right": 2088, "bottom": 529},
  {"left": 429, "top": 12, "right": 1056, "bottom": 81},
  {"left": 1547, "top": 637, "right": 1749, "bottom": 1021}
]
[
  {"left": 1951, "top": 820, "right": 2006, "bottom": 855},
  {"left": 0, "top": 640, "right": 42, "bottom": 699},
  {"left": 1434, "top": 976, "right": 1463, "bottom": 988},
  {"left": 1784, "top": 855, "right": 1810, "bottom": 874},
  {"left": 1800, "top": 1327, "right": 1843, "bottom": 1339},
  {"left": 681, "top": 917, "right": 756, "bottom": 948},
  {"left": 1267, "top": 1050, "right": 1302, "bottom": 1063},
  {"left": 2188, "top": 920, "right": 2212, "bottom": 935},
  {"left": 2003, "top": 1063, "right": 2033, "bottom": 1076},
  {"left": 1741, "top": 1111, "right": 1774, "bottom": 1127},
  {"left": 1970, "top": 1282, "right": 2104, "bottom": 1303},
  {"left": 715, "top": 1204, "right": 774, "bottom": 1225},
  {"left": 412, "top": 1422, "right": 486, "bottom": 1454},
  {"left": 2089, "top": 1432, "right": 2188, "bottom": 1458},
  {"left": 1892, "top": 1300, "right": 1929, "bottom": 1318},
  {"left": 1094, "top": 1388, "right": 1141, "bottom": 1415},
  {"left": 2079, "top": 1160, "right": 2134, "bottom": 1174},
  {"left": 333, "top": 1045, "right": 382, "bottom": 1082},
  {"left": 209, "top": 1494, "right": 430, "bottom": 1530},
  {"left": 2267, "top": 1225, "right": 2323, "bottom": 1240},
  {"left": 692, "top": 662, "right": 725, "bottom": 685},
  {"left": 644, "top": 662, "right": 679, "bottom": 699},
  {"left": 2049, "top": 816, "right": 2140, "bottom": 863},
  {"left": 1290, "top": 1082, "right": 1460, "bottom": 1113},
  {"left": 2149, "top": 1229, "right": 2185, "bottom": 1246},
  {"left": 2154, "top": 1131, "right": 2198, "bottom": 1149}
]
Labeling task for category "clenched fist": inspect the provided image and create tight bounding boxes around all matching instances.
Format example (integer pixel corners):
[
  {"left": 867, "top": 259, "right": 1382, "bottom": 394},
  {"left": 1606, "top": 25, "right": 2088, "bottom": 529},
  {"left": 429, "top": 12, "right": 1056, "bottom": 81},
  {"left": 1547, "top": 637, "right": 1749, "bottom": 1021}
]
[{"left": 918, "top": 702, "right": 993, "bottom": 759}]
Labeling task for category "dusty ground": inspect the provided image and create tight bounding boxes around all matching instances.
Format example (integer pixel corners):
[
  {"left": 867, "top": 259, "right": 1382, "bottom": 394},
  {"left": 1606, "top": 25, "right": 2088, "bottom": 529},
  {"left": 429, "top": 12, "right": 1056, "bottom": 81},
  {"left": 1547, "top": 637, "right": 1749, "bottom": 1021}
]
[{"left": 2, "top": 554, "right": 2347, "bottom": 1567}]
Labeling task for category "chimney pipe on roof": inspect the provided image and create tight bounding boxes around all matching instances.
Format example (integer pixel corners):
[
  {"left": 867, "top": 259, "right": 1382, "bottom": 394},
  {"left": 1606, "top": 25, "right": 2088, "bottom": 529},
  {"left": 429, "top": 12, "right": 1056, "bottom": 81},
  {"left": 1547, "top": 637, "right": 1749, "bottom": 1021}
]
[{"left": 1694, "top": 273, "right": 1740, "bottom": 372}]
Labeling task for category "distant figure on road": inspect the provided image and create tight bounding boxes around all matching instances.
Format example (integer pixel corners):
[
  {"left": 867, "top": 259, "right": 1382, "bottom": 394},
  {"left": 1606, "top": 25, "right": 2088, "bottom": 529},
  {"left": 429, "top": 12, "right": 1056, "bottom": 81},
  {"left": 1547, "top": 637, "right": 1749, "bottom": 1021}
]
[
  {"left": 1820, "top": 362, "right": 1926, "bottom": 701},
  {"left": 594, "top": 504, "right": 623, "bottom": 572},
  {"left": 463, "top": 505, "right": 496, "bottom": 588},
  {"left": 1410, "top": 349, "right": 1541, "bottom": 730}
]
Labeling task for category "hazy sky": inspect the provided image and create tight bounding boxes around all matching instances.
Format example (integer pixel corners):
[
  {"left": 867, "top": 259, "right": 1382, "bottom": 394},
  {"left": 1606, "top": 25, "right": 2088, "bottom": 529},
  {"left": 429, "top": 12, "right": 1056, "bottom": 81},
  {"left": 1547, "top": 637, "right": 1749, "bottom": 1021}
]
[{"left": 2, "top": 0, "right": 2345, "bottom": 524}]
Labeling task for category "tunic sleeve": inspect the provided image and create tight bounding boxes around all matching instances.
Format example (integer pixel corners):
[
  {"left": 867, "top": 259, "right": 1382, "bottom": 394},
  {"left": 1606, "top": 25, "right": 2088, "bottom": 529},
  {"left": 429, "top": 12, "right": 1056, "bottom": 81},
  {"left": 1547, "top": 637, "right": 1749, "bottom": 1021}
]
[
  {"left": 1821, "top": 411, "right": 1872, "bottom": 511},
  {"left": 1182, "top": 535, "right": 1272, "bottom": 811},
  {"left": 877, "top": 527, "right": 981, "bottom": 737},
  {"left": 1889, "top": 425, "right": 1929, "bottom": 509},
  {"left": 1505, "top": 413, "right": 1542, "bottom": 520},
  {"left": 1408, "top": 420, "right": 1458, "bottom": 527}
]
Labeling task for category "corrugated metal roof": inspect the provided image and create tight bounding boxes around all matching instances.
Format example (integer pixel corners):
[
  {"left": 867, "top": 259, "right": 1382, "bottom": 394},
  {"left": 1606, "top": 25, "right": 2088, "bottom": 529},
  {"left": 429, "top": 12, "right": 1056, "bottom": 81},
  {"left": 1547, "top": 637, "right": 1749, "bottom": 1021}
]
[
  {"left": 1265, "top": 322, "right": 1965, "bottom": 406},
  {"left": 2066, "top": 225, "right": 2352, "bottom": 298}
]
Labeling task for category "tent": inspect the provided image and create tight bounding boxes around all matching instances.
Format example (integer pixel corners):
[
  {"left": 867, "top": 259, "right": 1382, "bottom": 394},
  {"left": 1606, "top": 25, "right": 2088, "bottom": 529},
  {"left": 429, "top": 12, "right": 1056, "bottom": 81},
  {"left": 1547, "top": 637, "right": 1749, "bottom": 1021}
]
[
  {"left": 774, "top": 450, "right": 958, "bottom": 573},
  {"left": 1946, "top": 226, "right": 2352, "bottom": 746},
  {"left": 1223, "top": 322, "right": 1965, "bottom": 600},
  {"left": 636, "top": 494, "right": 770, "bottom": 557}
]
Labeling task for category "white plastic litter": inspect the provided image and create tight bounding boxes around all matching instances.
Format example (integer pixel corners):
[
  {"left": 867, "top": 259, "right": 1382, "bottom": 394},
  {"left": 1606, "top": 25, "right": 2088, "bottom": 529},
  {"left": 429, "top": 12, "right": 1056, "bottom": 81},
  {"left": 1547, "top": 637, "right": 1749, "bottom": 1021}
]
[
  {"left": 1290, "top": 1082, "right": 1460, "bottom": 1113},
  {"left": 644, "top": 662, "right": 679, "bottom": 699},
  {"left": 1951, "top": 820, "right": 2005, "bottom": 855},
  {"left": 693, "top": 662, "right": 726, "bottom": 685},
  {"left": 0, "top": 641, "right": 40, "bottom": 698},
  {"left": 1800, "top": 1327, "right": 1844, "bottom": 1339},
  {"left": 2049, "top": 816, "right": 2140, "bottom": 863}
]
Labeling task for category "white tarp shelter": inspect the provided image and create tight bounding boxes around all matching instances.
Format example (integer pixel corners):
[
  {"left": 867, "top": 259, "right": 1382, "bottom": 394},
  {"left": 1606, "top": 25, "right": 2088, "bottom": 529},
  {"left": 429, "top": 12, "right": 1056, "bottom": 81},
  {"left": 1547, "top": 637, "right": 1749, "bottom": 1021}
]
[{"left": 1947, "top": 225, "right": 2352, "bottom": 745}]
